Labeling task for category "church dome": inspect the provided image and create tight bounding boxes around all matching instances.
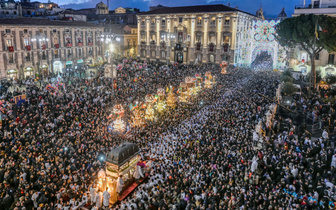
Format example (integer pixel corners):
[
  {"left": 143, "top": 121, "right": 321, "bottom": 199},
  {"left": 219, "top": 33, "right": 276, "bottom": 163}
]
[{"left": 278, "top": 7, "right": 287, "bottom": 18}]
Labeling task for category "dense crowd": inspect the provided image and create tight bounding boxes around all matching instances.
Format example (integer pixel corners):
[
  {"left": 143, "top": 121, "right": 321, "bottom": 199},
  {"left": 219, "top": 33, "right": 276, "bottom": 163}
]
[
  {"left": 0, "top": 59, "right": 335, "bottom": 210},
  {"left": 251, "top": 51, "right": 273, "bottom": 71}
]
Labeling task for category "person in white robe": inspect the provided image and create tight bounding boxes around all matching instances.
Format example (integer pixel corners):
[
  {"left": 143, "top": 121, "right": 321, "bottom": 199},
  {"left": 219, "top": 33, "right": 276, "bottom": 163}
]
[
  {"left": 116, "top": 176, "right": 124, "bottom": 194},
  {"left": 103, "top": 187, "right": 111, "bottom": 208},
  {"left": 95, "top": 190, "right": 103, "bottom": 208},
  {"left": 90, "top": 185, "right": 97, "bottom": 204},
  {"left": 331, "top": 154, "right": 336, "bottom": 169}
]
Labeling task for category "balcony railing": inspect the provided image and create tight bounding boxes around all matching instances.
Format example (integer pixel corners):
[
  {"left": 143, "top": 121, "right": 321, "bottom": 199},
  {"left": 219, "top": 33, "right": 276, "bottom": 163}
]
[
  {"left": 8, "top": 46, "right": 14, "bottom": 52},
  {"left": 54, "top": 44, "right": 59, "bottom": 49},
  {"left": 78, "top": 42, "right": 83, "bottom": 46},
  {"left": 25, "top": 45, "right": 31, "bottom": 51},
  {"left": 66, "top": 43, "right": 72, "bottom": 47},
  {"left": 295, "top": 4, "right": 336, "bottom": 9},
  {"left": 88, "top": 42, "right": 93, "bottom": 46}
]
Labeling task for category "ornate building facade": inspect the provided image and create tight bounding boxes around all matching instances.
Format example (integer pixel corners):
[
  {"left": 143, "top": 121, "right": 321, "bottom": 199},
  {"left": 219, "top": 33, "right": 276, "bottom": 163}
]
[
  {"left": 137, "top": 4, "right": 257, "bottom": 65},
  {"left": 0, "top": 18, "right": 104, "bottom": 79}
]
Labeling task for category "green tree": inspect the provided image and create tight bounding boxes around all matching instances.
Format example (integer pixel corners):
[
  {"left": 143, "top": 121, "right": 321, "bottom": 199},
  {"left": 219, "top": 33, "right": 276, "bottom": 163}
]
[
  {"left": 281, "top": 69, "right": 293, "bottom": 82},
  {"left": 282, "top": 82, "right": 297, "bottom": 96},
  {"left": 326, "top": 74, "right": 336, "bottom": 84},
  {"left": 276, "top": 14, "right": 336, "bottom": 90}
]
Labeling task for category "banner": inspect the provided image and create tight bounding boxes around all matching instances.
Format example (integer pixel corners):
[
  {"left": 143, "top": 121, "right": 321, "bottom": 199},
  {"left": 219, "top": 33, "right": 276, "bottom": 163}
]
[{"left": 14, "top": 95, "right": 26, "bottom": 106}]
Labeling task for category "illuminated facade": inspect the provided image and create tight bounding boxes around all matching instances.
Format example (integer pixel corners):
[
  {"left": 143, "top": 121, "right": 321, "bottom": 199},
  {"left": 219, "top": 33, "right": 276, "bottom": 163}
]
[
  {"left": 137, "top": 4, "right": 257, "bottom": 64},
  {"left": 240, "top": 20, "right": 287, "bottom": 69},
  {"left": 0, "top": 18, "right": 103, "bottom": 79}
]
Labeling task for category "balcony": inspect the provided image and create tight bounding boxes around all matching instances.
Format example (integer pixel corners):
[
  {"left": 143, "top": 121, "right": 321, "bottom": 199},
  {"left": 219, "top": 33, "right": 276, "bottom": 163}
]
[
  {"left": 66, "top": 43, "right": 72, "bottom": 47},
  {"left": 54, "top": 44, "right": 59, "bottom": 49},
  {"left": 88, "top": 42, "right": 93, "bottom": 46},
  {"left": 8, "top": 46, "right": 14, "bottom": 52},
  {"left": 209, "top": 43, "right": 215, "bottom": 52},
  {"left": 78, "top": 42, "right": 83, "bottom": 46},
  {"left": 196, "top": 43, "right": 202, "bottom": 51},
  {"left": 294, "top": 4, "right": 336, "bottom": 16},
  {"left": 25, "top": 45, "right": 31, "bottom": 51},
  {"left": 42, "top": 44, "right": 46, "bottom": 50}
]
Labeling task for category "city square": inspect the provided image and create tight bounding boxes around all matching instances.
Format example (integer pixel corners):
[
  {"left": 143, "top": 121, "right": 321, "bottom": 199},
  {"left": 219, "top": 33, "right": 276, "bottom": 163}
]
[{"left": 0, "top": 0, "right": 336, "bottom": 209}]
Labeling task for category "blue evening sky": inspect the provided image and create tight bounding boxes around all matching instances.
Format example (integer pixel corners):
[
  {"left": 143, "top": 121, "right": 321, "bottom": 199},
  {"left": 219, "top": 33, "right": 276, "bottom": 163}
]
[{"left": 46, "top": 0, "right": 302, "bottom": 18}]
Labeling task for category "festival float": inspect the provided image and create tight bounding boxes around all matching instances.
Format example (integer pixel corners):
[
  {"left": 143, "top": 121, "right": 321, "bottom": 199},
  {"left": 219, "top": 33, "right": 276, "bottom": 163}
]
[
  {"left": 195, "top": 73, "right": 202, "bottom": 92},
  {"left": 145, "top": 94, "right": 155, "bottom": 121},
  {"left": 221, "top": 61, "right": 227, "bottom": 74},
  {"left": 166, "top": 87, "right": 177, "bottom": 108},
  {"left": 112, "top": 104, "right": 125, "bottom": 132},
  {"left": 179, "top": 82, "right": 188, "bottom": 103},
  {"left": 204, "top": 71, "right": 213, "bottom": 88},
  {"left": 97, "top": 142, "right": 146, "bottom": 204},
  {"left": 131, "top": 107, "right": 145, "bottom": 127},
  {"left": 155, "top": 88, "right": 167, "bottom": 113},
  {"left": 185, "top": 76, "right": 195, "bottom": 98}
]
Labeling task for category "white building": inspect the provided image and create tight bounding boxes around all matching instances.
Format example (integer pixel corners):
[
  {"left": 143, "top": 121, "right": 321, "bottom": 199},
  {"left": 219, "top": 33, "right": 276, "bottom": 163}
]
[
  {"left": 292, "top": 0, "right": 336, "bottom": 77},
  {"left": 0, "top": 18, "right": 104, "bottom": 79},
  {"left": 137, "top": 4, "right": 258, "bottom": 65}
]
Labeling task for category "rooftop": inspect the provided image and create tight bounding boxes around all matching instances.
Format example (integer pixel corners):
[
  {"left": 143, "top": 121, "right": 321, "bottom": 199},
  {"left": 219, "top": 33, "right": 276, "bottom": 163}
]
[
  {"left": 139, "top": 4, "right": 255, "bottom": 16},
  {"left": 0, "top": 18, "right": 102, "bottom": 27},
  {"left": 106, "top": 142, "right": 139, "bottom": 166}
]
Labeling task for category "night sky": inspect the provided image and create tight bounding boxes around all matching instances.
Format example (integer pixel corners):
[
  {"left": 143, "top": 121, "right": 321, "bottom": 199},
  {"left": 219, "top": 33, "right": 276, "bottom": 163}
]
[{"left": 49, "top": 0, "right": 300, "bottom": 18}]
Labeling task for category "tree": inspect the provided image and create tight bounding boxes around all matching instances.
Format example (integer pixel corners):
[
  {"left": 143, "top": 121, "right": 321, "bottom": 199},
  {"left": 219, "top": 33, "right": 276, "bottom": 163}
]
[
  {"left": 282, "top": 82, "right": 297, "bottom": 96},
  {"left": 276, "top": 14, "right": 336, "bottom": 90},
  {"left": 281, "top": 69, "right": 293, "bottom": 83}
]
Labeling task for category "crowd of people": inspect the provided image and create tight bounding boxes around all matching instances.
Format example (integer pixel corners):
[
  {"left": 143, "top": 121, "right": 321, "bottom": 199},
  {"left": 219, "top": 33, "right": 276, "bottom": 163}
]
[
  {"left": 0, "top": 59, "right": 336, "bottom": 210},
  {"left": 251, "top": 51, "right": 273, "bottom": 71}
]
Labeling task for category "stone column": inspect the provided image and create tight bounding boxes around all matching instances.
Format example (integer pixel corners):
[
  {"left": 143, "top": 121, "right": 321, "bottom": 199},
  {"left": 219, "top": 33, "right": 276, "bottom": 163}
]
[
  {"left": 216, "top": 15, "right": 223, "bottom": 63},
  {"left": 202, "top": 15, "right": 209, "bottom": 63},
  {"left": 137, "top": 17, "right": 141, "bottom": 57},
  {"left": 146, "top": 16, "right": 150, "bottom": 59},
  {"left": 189, "top": 15, "right": 196, "bottom": 63},
  {"left": 167, "top": 16, "right": 172, "bottom": 63},
  {"left": 156, "top": 16, "right": 160, "bottom": 60}
]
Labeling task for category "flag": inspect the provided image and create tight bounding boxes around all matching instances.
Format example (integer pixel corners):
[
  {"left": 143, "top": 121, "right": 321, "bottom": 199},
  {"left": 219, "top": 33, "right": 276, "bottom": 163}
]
[{"left": 316, "top": 23, "right": 327, "bottom": 40}]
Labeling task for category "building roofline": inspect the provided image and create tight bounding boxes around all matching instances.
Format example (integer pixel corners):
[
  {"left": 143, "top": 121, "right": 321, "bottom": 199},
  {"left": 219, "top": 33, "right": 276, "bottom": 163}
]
[
  {"left": 137, "top": 4, "right": 256, "bottom": 17},
  {"left": 0, "top": 18, "right": 103, "bottom": 28}
]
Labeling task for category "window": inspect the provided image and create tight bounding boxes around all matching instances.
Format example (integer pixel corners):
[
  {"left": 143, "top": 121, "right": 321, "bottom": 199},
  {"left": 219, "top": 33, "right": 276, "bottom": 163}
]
[
  {"left": 5, "top": 29, "right": 10, "bottom": 33},
  {"left": 133, "top": 40, "right": 136, "bottom": 47},
  {"left": 6, "top": 39, "right": 12, "bottom": 47},
  {"left": 210, "top": 54, "right": 215, "bottom": 63},
  {"left": 78, "top": 49, "right": 82, "bottom": 57},
  {"left": 151, "top": 18, "right": 155, "bottom": 25},
  {"left": 14, "top": 11, "right": 16, "bottom": 15},
  {"left": 25, "top": 53, "right": 30, "bottom": 61},
  {"left": 53, "top": 29, "right": 57, "bottom": 33},
  {"left": 315, "top": 53, "right": 320, "bottom": 60},
  {"left": 179, "top": 17, "right": 183, "bottom": 23},
  {"left": 161, "top": 51, "right": 166, "bottom": 58},
  {"left": 197, "top": 17, "right": 202, "bottom": 25},
  {"left": 54, "top": 50, "right": 58, "bottom": 58},
  {"left": 141, "top": 19, "right": 145, "bottom": 25},
  {"left": 151, "top": 51, "right": 155, "bottom": 57},
  {"left": 178, "top": 32, "right": 183, "bottom": 43},
  {"left": 140, "top": 34, "right": 146, "bottom": 43},
  {"left": 328, "top": 54, "right": 335, "bottom": 65},
  {"left": 67, "top": 49, "right": 71, "bottom": 58},
  {"left": 196, "top": 34, "right": 202, "bottom": 44},
  {"left": 210, "top": 17, "right": 216, "bottom": 26},
  {"left": 161, "top": 19, "right": 166, "bottom": 26},
  {"left": 41, "top": 51, "right": 46, "bottom": 60},
  {"left": 24, "top": 38, "right": 29, "bottom": 46},
  {"left": 8, "top": 54, "right": 14, "bottom": 63},
  {"left": 224, "top": 18, "right": 230, "bottom": 25},
  {"left": 24, "top": 29, "right": 28, "bottom": 33},
  {"left": 127, "top": 40, "right": 130, "bottom": 48}
]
